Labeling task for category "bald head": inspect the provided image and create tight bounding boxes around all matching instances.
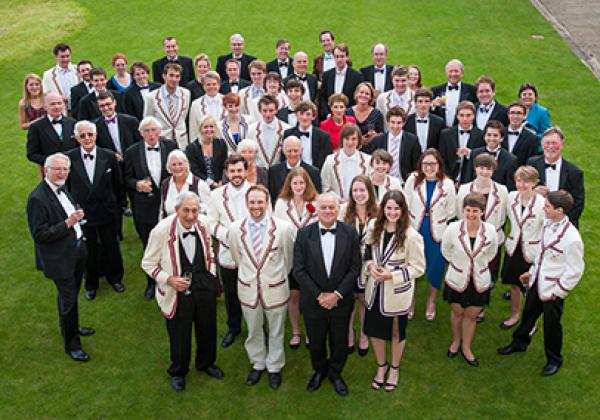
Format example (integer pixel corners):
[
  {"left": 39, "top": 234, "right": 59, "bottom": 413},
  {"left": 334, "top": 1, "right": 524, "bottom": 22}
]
[
  {"left": 292, "top": 51, "right": 308, "bottom": 74},
  {"left": 44, "top": 92, "right": 65, "bottom": 118},
  {"left": 372, "top": 43, "right": 388, "bottom": 67}
]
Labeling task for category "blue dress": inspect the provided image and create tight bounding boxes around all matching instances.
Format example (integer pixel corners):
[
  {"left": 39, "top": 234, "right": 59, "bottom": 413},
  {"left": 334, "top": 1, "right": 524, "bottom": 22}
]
[{"left": 419, "top": 180, "right": 445, "bottom": 289}]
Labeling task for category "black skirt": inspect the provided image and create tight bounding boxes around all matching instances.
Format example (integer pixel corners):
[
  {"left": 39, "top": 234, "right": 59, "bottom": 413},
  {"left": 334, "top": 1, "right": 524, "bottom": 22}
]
[
  {"left": 444, "top": 279, "right": 490, "bottom": 308},
  {"left": 363, "top": 286, "right": 408, "bottom": 341},
  {"left": 501, "top": 245, "right": 530, "bottom": 292},
  {"left": 288, "top": 271, "right": 299, "bottom": 290}
]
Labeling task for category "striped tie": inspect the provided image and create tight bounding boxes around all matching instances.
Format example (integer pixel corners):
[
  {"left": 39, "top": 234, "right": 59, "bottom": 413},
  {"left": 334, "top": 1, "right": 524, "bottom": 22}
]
[
  {"left": 389, "top": 137, "right": 400, "bottom": 177},
  {"left": 168, "top": 94, "right": 176, "bottom": 121},
  {"left": 252, "top": 223, "right": 263, "bottom": 257}
]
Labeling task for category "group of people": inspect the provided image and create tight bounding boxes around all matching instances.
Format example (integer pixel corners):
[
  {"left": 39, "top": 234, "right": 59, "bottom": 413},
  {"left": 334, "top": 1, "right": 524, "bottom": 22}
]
[{"left": 25, "top": 31, "right": 585, "bottom": 396}]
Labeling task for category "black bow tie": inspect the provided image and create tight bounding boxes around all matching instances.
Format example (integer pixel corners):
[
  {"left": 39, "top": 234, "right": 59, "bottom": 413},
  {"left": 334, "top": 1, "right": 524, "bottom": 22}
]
[
  {"left": 507, "top": 130, "right": 520, "bottom": 136},
  {"left": 479, "top": 106, "right": 490, "bottom": 113},
  {"left": 56, "top": 185, "right": 67, "bottom": 194},
  {"left": 84, "top": 153, "right": 94, "bottom": 160},
  {"left": 51, "top": 119, "right": 62, "bottom": 125},
  {"left": 167, "top": 58, "right": 178, "bottom": 63},
  {"left": 320, "top": 228, "right": 336, "bottom": 236},
  {"left": 375, "top": 68, "right": 385, "bottom": 74},
  {"left": 460, "top": 129, "right": 471, "bottom": 135},
  {"left": 487, "top": 150, "right": 499, "bottom": 158},
  {"left": 545, "top": 163, "right": 557, "bottom": 170},
  {"left": 139, "top": 85, "right": 149, "bottom": 90},
  {"left": 183, "top": 230, "right": 197, "bottom": 238},
  {"left": 230, "top": 81, "right": 238, "bottom": 86},
  {"left": 295, "top": 75, "right": 307, "bottom": 82},
  {"left": 147, "top": 147, "right": 160, "bottom": 152},
  {"left": 416, "top": 119, "right": 428, "bottom": 124},
  {"left": 447, "top": 85, "right": 459, "bottom": 91},
  {"left": 299, "top": 130, "right": 310, "bottom": 137},
  {"left": 279, "top": 62, "right": 288, "bottom": 67}
]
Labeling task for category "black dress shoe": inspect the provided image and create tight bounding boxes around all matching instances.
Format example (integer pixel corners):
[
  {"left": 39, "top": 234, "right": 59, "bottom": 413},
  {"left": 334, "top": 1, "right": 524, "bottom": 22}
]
[
  {"left": 171, "top": 376, "right": 185, "bottom": 391},
  {"left": 447, "top": 348, "right": 459, "bottom": 359},
  {"left": 306, "top": 372, "right": 326, "bottom": 392},
  {"left": 246, "top": 368, "right": 264, "bottom": 385},
  {"left": 79, "top": 327, "right": 95, "bottom": 336},
  {"left": 347, "top": 345, "right": 355, "bottom": 355},
  {"left": 497, "top": 343, "right": 527, "bottom": 355},
  {"left": 542, "top": 363, "right": 561, "bottom": 376},
  {"left": 84, "top": 290, "right": 96, "bottom": 301},
  {"left": 502, "top": 291, "right": 512, "bottom": 300},
  {"left": 330, "top": 377, "right": 349, "bottom": 396},
  {"left": 144, "top": 285, "right": 155, "bottom": 300},
  {"left": 499, "top": 321, "right": 518, "bottom": 330},
  {"left": 123, "top": 208, "right": 133, "bottom": 217},
  {"left": 358, "top": 346, "right": 369, "bottom": 357},
  {"left": 112, "top": 282, "right": 125, "bottom": 293},
  {"left": 68, "top": 349, "right": 90, "bottom": 362},
  {"left": 201, "top": 365, "right": 224, "bottom": 379},
  {"left": 268, "top": 372, "right": 282, "bottom": 389},
  {"left": 461, "top": 352, "right": 479, "bottom": 367},
  {"left": 221, "top": 331, "right": 239, "bottom": 348}
]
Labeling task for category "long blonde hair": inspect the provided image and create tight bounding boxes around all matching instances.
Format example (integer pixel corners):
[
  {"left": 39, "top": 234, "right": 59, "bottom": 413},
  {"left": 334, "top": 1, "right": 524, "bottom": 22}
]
[{"left": 22, "top": 73, "right": 43, "bottom": 105}]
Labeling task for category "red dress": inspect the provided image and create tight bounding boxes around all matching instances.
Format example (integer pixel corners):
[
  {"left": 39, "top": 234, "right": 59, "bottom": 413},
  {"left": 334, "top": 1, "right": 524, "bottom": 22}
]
[{"left": 319, "top": 115, "right": 357, "bottom": 150}]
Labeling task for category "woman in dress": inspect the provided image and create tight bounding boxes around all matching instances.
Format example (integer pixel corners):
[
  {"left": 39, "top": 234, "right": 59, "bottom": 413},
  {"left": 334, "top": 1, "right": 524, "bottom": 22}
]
[
  {"left": 500, "top": 165, "right": 545, "bottom": 329},
  {"left": 404, "top": 149, "right": 456, "bottom": 320},
  {"left": 369, "top": 149, "right": 403, "bottom": 203},
  {"left": 319, "top": 93, "right": 357, "bottom": 151},
  {"left": 408, "top": 65, "right": 422, "bottom": 92},
  {"left": 442, "top": 192, "right": 498, "bottom": 367},
  {"left": 362, "top": 190, "right": 425, "bottom": 390},
  {"left": 107, "top": 53, "right": 132, "bottom": 92},
  {"left": 222, "top": 139, "right": 268, "bottom": 188},
  {"left": 18, "top": 73, "right": 46, "bottom": 129},
  {"left": 339, "top": 175, "right": 379, "bottom": 356},
  {"left": 321, "top": 123, "right": 371, "bottom": 202},
  {"left": 273, "top": 167, "right": 319, "bottom": 349},
  {"left": 346, "top": 82, "right": 384, "bottom": 146},
  {"left": 186, "top": 53, "right": 211, "bottom": 101},
  {"left": 518, "top": 82, "right": 551, "bottom": 142},
  {"left": 185, "top": 115, "right": 228, "bottom": 190},
  {"left": 160, "top": 150, "right": 210, "bottom": 218},
  {"left": 218, "top": 93, "right": 251, "bottom": 153}
]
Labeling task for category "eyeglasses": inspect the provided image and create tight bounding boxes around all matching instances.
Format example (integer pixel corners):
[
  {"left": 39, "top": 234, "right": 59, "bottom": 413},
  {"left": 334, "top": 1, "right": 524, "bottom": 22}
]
[
  {"left": 78, "top": 132, "right": 95, "bottom": 138},
  {"left": 508, "top": 111, "right": 524, "bottom": 115},
  {"left": 422, "top": 162, "right": 439, "bottom": 167}
]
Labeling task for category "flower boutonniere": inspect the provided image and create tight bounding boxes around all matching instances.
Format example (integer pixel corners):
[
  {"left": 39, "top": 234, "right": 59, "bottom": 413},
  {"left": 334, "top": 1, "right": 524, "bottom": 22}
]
[{"left": 306, "top": 203, "right": 316, "bottom": 214}]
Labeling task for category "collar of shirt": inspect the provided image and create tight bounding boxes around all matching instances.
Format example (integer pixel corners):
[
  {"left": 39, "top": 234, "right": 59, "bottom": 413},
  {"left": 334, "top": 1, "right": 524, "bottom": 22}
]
[
  {"left": 545, "top": 157, "right": 562, "bottom": 169},
  {"left": 161, "top": 85, "right": 179, "bottom": 98},
  {"left": 388, "top": 131, "right": 403, "bottom": 142},
  {"left": 167, "top": 55, "right": 179, "bottom": 62},
  {"left": 324, "top": 53, "right": 334, "bottom": 60},
  {"left": 262, "top": 120, "right": 277, "bottom": 130},
  {"left": 47, "top": 114, "right": 62, "bottom": 123},
  {"left": 319, "top": 222, "right": 337, "bottom": 230},
  {"left": 230, "top": 180, "right": 250, "bottom": 196},
  {"left": 447, "top": 81, "right": 462, "bottom": 90},
  {"left": 56, "top": 64, "right": 72, "bottom": 74},
  {"left": 177, "top": 218, "right": 196, "bottom": 238},
  {"left": 145, "top": 141, "right": 160, "bottom": 150},
  {"left": 206, "top": 94, "right": 220, "bottom": 103},
  {"left": 479, "top": 101, "right": 495, "bottom": 112},
  {"left": 459, "top": 125, "right": 473, "bottom": 133},
  {"left": 336, "top": 67, "right": 347, "bottom": 77},
  {"left": 546, "top": 216, "right": 568, "bottom": 232},
  {"left": 286, "top": 160, "right": 301, "bottom": 170},
  {"left": 81, "top": 147, "right": 97, "bottom": 159},
  {"left": 298, "top": 125, "right": 313, "bottom": 135},
  {"left": 232, "top": 54, "right": 243, "bottom": 60},
  {"left": 393, "top": 90, "right": 408, "bottom": 104},
  {"left": 45, "top": 178, "right": 63, "bottom": 194},
  {"left": 340, "top": 150, "right": 359, "bottom": 162},
  {"left": 250, "top": 217, "right": 267, "bottom": 230}
]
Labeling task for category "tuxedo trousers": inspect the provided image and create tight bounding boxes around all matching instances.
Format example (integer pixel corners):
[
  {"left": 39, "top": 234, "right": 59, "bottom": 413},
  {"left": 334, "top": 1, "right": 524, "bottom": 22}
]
[
  {"left": 241, "top": 304, "right": 287, "bottom": 372},
  {"left": 304, "top": 311, "right": 350, "bottom": 379},
  {"left": 133, "top": 218, "right": 158, "bottom": 288},
  {"left": 82, "top": 222, "right": 124, "bottom": 291},
  {"left": 219, "top": 266, "right": 242, "bottom": 334}
]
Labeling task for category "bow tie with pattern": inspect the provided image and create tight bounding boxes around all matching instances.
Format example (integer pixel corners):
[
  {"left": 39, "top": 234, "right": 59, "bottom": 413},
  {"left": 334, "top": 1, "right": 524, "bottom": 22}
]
[
  {"left": 105, "top": 116, "right": 116, "bottom": 124},
  {"left": 320, "top": 228, "right": 336, "bottom": 235}
]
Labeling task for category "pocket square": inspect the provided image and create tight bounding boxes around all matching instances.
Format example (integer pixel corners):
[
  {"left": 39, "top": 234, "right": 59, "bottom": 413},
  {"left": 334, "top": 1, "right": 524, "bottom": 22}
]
[{"left": 106, "top": 168, "right": 112, "bottom": 173}]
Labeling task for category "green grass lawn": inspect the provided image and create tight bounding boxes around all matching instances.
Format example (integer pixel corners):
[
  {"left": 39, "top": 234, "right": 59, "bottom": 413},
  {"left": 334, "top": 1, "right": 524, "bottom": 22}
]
[{"left": 1, "top": 0, "right": 599, "bottom": 418}]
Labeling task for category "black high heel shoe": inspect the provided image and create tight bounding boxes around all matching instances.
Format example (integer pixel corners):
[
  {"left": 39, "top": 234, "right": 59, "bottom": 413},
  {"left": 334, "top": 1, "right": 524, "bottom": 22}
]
[{"left": 371, "top": 362, "right": 388, "bottom": 390}]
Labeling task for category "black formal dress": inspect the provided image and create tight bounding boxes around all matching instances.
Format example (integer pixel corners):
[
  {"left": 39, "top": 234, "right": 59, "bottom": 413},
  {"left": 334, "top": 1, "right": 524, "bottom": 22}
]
[
  {"left": 77, "top": 90, "right": 125, "bottom": 121},
  {"left": 216, "top": 53, "right": 257, "bottom": 82},
  {"left": 267, "top": 161, "right": 322, "bottom": 202},
  {"left": 438, "top": 126, "right": 485, "bottom": 183},
  {"left": 283, "top": 126, "right": 333, "bottom": 170},
  {"left": 404, "top": 113, "right": 445, "bottom": 151},
  {"left": 319, "top": 67, "right": 363, "bottom": 118},
  {"left": 293, "top": 222, "right": 361, "bottom": 379},
  {"left": 364, "top": 131, "right": 421, "bottom": 182},
  {"left": 27, "top": 116, "right": 78, "bottom": 166},
  {"left": 123, "top": 82, "right": 162, "bottom": 121},
  {"left": 465, "top": 147, "right": 518, "bottom": 191},
  {"left": 152, "top": 56, "right": 195, "bottom": 85}
]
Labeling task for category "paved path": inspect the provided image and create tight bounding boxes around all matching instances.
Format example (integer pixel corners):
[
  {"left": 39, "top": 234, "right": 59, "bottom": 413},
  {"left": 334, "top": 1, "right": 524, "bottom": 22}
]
[{"left": 532, "top": 0, "right": 600, "bottom": 80}]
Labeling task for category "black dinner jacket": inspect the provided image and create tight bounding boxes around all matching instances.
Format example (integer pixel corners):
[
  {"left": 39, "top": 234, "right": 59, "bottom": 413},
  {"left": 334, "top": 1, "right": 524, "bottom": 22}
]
[
  {"left": 438, "top": 125, "right": 485, "bottom": 181},
  {"left": 216, "top": 53, "right": 257, "bottom": 82},
  {"left": 527, "top": 155, "right": 585, "bottom": 228},
  {"left": 359, "top": 64, "right": 394, "bottom": 92},
  {"left": 268, "top": 161, "right": 322, "bottom": 202},
  {"left": 123, "top": 139, "right": 177, "bottom": 224},
  {"left": 152, "top": 56, "right": 195, "bottom": 85},
  {"left": 70, "top": 81, "right": 92, "bottom": 118},
  {"left": 502, "top": 127, "right": 540, "bottom": 166},
  {"left": 66, "top": 146, "right": 123, "bottom": 226},
  {"left": 465, "top": 147, "right": 518, "bottom": 191},
  {"left": 404, "top": 112, "right": 446, "bottom": 151},
  {"left": 219, "top": 78, "right": 251, "bottom": 94},
  {"left": 123, "top": 82, "right": 162, "bottom": 121},
  {"left": 95, "top": 113, "right": 142, "bottom": 155},
  {"left": 27, "top": 181, "right": 81, "bottom": 280},
  {"left": 431, "top": 82, "right": 477, "bottom": 124},
  {"left": 267, "top": 58, "right": 294, "bottom": 78},
  {"left": 319, "top": 67, "right": 363, "bottom": 118},
  {"left": 475, "top": 101, "right": 509, "bottom": 127},
  {"left": 77, "top": 90, "right": 124, "bottom": 121},
  {"left": 293, "top": 221, "right": 361, "bottom": 317},
  {"left": 283, "top": 126, "right": 333, "bottom": 170},
  {"left": 364, "top": 131, "right": 422, "bottom": 181},
  {"left": 185, "top": 138, "right": 228, "bottom": 182},
  {"left": 26, "top": 116, "right": 78, "bottom": 165},
  {"left": 276, "top": 107, "right": 319, "bottom": 127},
  {"left": 284, "top": 73, "right": 318, "bottom": 102}
]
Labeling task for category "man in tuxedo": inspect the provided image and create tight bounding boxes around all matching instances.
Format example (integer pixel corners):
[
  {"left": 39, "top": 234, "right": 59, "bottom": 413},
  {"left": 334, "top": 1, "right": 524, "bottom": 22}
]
[
  {"left": 438, "top": 101, "right": 485, "bottom": 184},
  {"left": 364, "top": 107, "right": 421, "bottom": 184},
  {"left": 247, "top": 95, "right": 290, "bottom": 168},
  {"left": 66, "top": 121, "right": 125, "bottom": 300},
  {"left": 144, "top": 63, "right": 191, "bottom": 149},
  {"left": 42, "top": 43, "right": 79, "bottom": 111},
  {"left": 293, "top": 193, "right": 361, "bottom": 396},
  {"left": 319, "top": 43, "right": 363, "bottom": 118},
  {"left": 27, "top": 92, "right": 78, "bottom": 166},
  {"left": 269, "top": 136, "right": 322, "bottom": 201},
  {"left": 69, "top": 60, "right": 94, "bottom": 119},
  {"left": 26, "top": 153, "right": 93, "bottom": 362},
  {"left": 277, "top": 80, "right": 305, "bottom": 126},
  {"left": 124, "top": 116, "right": 178, "bottom": 299},
  {"left": 216, "top": 33, "right": 257, "bottom": 82},
  {"left": 95, "top": 91, "right": 142, "bottom": 158},
  {"left": 124, "top": 61, "right": 161, "bottom": 121},
  {"left": 431, "top": 59, "right": 477, "bottom": 127},
  {"left": 465, "top": 120, "right": 518, "bottom": 190},
  {"left": 474, "top": 76, "right": 509, "bottom": 129},
  {"left": 229, "top": 185, "right": 295, "bottom": 389},
  {"left": 376, "top": 66, "right": 415, "bottom": 126},
  {"left": 141, "top": 191, "right": 224, "bottom": 391},
  {"left": 527, "top": 127, "right": 584, "bottom": 228},
  {"left": 267, "top": 39, "right": 293, "bottom": 80},
  {"left": 238, "top": 60, "right": 267, "bottom": 115},
  {"left": 219, "top": 59, "right": 250, "bottom": 94},
  {"left": 283, "top": 100, "right": 333, "bottom": 170},
  {"left": 498, "top": 190, "right": 584, "bottom": 376},
  {"left": 285, "top": 52, "right": 318, "bottom": 102},
  {"left": 152, "top": 37, "right": 195, "bottom": 86},
  {"left": 312, "top": 30, "right": 337, "bottom": 83},
  {"left": 360, "top": 43, "right": 393, "bottom": 96},
  {"left": 404, "top": 88, "right": 445, "bottom": 151},
  {"left": 503, "top": 101, "right": 540, "bottom": 166},
  {"left": 77, "top": 68, "right": 124, "bottom": 121}
]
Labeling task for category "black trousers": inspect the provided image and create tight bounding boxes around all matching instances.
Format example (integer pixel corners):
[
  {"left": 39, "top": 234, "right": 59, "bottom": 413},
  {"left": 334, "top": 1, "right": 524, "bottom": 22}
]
[
  {"left": 83, "top": 222, "right": 124, "bottom": 291},
  {"left": 304, "top": 313, "right": 350, "bottom": 379},
  {"left": 166, "top": 289, "right": 217, "bottom": 377},
  {"left": 512, "top": 284, "right": 564, "bottom": 365},
  {"left": 219, "top": 265, "right": 241, "bottom": 334},
  {"left": 52, "top": 241, "right": 87, "bottom": 352},
  {"left": 134, "top": 218, "right": 157, "bottom": 288}
]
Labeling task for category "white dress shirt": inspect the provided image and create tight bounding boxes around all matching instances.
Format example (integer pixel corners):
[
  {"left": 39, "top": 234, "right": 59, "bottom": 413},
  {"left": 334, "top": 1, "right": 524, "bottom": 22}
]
[
  {"left": 415, "top": 114, "right": 429, "bottom": 151},
  {"left": 261, "top": 119, "right": 278, "bottom": 156},
  {"left": 340, "top": 150, "right": 359, "bottom": 200},
  {"left": 319, "top": 222, "right": 337, "bottom": 277},
  {"left": 476, "top": 101, "right": 495, "bottom": 130},
  {"left": 545, "top": 158, "right": 562, "bottom": 192},
  {"left": 444, "top": 82, "right": 461, "bottom": 126},
  {"left": 323, "top": 54, "right": 335, "bottom": 73},
  {"left": 47, "top": 114, "right": 63, "bottom": 138},
  {"left": 278, "top": 62, "right": 289, "bottom": 80},
  {"left": 105, "top": 114, "right": 122, "bottom": 154},
  {"left": 374, "top": 66, "right": 386, "bottom": 92},
  {"left": 458, "top": 125, "right": 473, "bottom": 149},
  {"left": 80, "top": 147, "right": 96, "bottom": 183},
  {"left": 287, "top": 109, "right": 298, "bottom": 127},
  {"left": 230, "top": 180, "right": 251, "bottom": 219},
  {"left": 298, "top": 125, "right": 313, "bottom": 165},
  {"left": 506, "top": 126, "right": 521, "bottom": 153},
  {"left": 46, "top": 179, "right": 83, "bottom": 239},
  {"left": 387, "top": 132, "right": 402, "bottom": 178},
  {"left": 144, "top": 142, "right": 162, "bottom": 186},
  {"left": 56, "top": 65, "right": 78, "bottom": 100},
  {"left": 177, "top": 219, "right": 197, "bottom": 263},
  {"left": 205, "top": 95, "right": 221, "bottom": 120},
  {"left": 334, "top": 67, "right": 347, "bottom": 94}
]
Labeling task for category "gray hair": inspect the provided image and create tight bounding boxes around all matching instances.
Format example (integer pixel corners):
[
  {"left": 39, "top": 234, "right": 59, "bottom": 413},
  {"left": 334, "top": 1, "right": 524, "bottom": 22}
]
[
  {"left": 74, "top": 120, "right": 96, "bottom": 137},
  {"left": 230, "top": 33, "right": 244, "bottom": 43},
  {"left": 317, "top": 192, "right": 339, "bottom": 208},
  {"left": 293, "top": 51, "right": 308, "bottom": 62},
  {"left": 283, "top": 135, "right": 302, "bottom": 149},
  {"left": 445, "top": 59, "right": 464, "bottom": 72},
  {"left": 139, "top": 116, "right": 162, "bottom": 132},
  {"left": 44, "top": 152, "right": 70, "bottom": 169},
  {"left": 237, "top": 138, "right": 258, "bottom": 153},
  {"left": 175, "top": 191, "right": 200, "bottom": 210},
  {"left": 166, "top": 149, "right": 189, "bottom": 174}
]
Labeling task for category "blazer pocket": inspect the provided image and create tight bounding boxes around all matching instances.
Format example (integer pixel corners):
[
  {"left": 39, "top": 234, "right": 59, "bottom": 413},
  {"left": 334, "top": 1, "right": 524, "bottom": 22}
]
[
  {"left": 449, "top": 262, "right": 463, "bottom": 273},
  {"left": 238, "top": 278, "right": 251, "bottom": 287},
  {"left": 437, "top": 218, "right": 447, "bottom": 224},
  {"left": 528, "top": 240, "right": 540, "bottom": 245},
  {"left": 544, "top": 276, "right": 559, "bottom": 282},
  {"left": 268, "top": 278, "right": 287, "bottom": 288},
  {"left": 479, "top": 266, "right": 490, "bottom": 274},
  {"left": 393, "top": 283, "right": 411, "bottom": 294},
  {"left": 106, "top": 168, "right": 112, "bottom": 173}
]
